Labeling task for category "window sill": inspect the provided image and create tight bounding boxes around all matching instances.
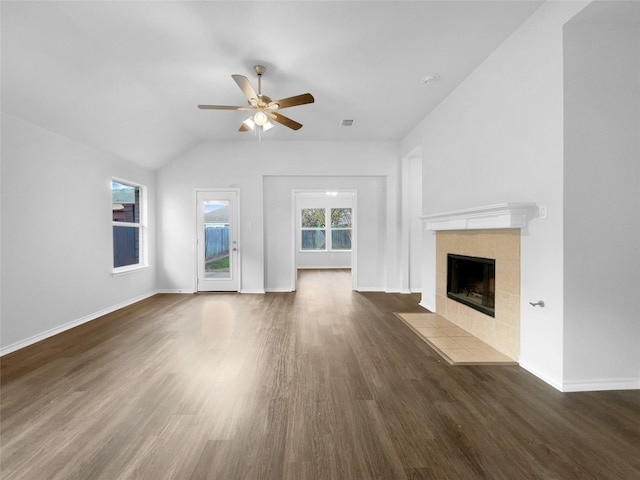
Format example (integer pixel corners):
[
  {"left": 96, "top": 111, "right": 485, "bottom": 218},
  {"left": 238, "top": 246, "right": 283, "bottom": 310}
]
[
  {"left": 299, "top": 250, "right": 352, "bottom": 253},
  {"left": 112, "top": 264, "right": 151, "bottom": 277}
]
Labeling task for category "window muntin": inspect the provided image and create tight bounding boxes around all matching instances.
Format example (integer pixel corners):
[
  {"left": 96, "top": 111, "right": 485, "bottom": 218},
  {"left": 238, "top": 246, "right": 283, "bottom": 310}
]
[
  {"left": 300, "top": 207, "right": 352, "bottom": 251},
  {"left": 112, "top": 180, "right": 145, "bottom": 271}
]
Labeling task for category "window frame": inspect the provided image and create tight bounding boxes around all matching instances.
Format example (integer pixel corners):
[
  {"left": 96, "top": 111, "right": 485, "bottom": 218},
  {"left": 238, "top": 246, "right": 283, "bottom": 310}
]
[
  {"left": 112, "top": 178, "right": 148, "bottom": 275},
  {"left": 329, "top": 207, "right": 353, "bottom": 251},
  {"left": 300, "top": 207, "right": 327, "bottom": 251},
  {"left": 299, "top": 207, "right": 352, "bottom": 252}
]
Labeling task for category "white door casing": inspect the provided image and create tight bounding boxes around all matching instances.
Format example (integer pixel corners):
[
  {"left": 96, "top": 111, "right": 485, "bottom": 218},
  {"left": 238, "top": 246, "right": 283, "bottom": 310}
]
[{"left": 196, "top": 190, "right": 240, "bottom": 291}]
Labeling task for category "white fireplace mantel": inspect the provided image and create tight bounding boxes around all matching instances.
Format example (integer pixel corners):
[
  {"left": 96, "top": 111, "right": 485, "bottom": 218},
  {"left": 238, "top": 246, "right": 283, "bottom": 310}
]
[{"left": 420, "top": 202, "right": 538, "bottom": 231}]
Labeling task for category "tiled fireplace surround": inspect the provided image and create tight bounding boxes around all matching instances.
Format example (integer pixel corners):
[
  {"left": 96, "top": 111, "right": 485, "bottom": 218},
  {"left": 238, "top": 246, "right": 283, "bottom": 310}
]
[
  {"left": 436, "top": 229, "right": 520, "bottom": 360},
  {"left": 422, "top": 203, "right": 538, "bottom": 362}
]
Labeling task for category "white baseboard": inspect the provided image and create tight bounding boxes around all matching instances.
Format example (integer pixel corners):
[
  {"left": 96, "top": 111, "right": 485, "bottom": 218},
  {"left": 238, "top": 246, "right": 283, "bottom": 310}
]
[
  {"left": 155, "top": 289, "right": 195, "bottom": 294},
  {"left": 158, "top": 288, "right": 266, "bottom": 294},
  {"left": 418, "top": 300, "right": 435, "bottom": 312},
  {"left": 518, "top": 361, "right": 564, "bottom": 392},
  {"left": 1, "top": 291, "right": 157, "bottom": 357},
  {"left": 242, "top": 289, "right": 267, "bottom": 294},
  {"left": 518, "top": 362, "right": 640, "bottom": 392},
  {"left": 561, "top": 377, "right": 640, "bottom": 392},
  {"left": 355, "top": 286, "right": 385, "bottom": 292}
]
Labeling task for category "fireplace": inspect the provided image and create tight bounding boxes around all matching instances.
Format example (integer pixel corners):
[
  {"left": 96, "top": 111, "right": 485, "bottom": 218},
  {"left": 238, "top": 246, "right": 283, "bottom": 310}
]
[
  {"left": 430, "top": 222, "right": 524, "bottom": 359},
  {"left": 447, "top": 254, "right": 495, "bottom": 317}
]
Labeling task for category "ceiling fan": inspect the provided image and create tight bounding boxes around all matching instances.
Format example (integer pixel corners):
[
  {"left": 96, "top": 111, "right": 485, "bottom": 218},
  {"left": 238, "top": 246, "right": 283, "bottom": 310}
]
[{"left": 198, "top": 64, "right": 314, "bottom": 133}]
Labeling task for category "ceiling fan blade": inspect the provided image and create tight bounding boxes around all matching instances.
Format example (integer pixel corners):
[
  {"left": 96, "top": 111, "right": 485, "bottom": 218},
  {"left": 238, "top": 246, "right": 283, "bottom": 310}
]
[
  {"left": 198, "top": 104, "right": 251, "bottom": 110},
  {"left": 239, "top": 122, "right": 251, "bottom": 132},
  {"left": 270, "top": 93, "right": 315, "bottom": 110},
  {"left": 269, "top": 112, "right": 303, "bottom": 130},
  {"left": 232, "top": 74, "right": 257, "bottom": 102}
]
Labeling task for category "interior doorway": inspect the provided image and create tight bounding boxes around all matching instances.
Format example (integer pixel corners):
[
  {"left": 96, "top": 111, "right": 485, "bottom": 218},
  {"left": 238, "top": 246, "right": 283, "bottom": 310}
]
[{"left": 292, "top": 190, "right": 357, "bottom": 291}]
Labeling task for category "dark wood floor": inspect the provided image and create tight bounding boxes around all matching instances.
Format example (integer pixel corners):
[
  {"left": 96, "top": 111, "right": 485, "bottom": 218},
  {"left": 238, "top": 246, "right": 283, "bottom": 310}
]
[{"left": 1, "top": 269, "right": 639, "bottom": 480}]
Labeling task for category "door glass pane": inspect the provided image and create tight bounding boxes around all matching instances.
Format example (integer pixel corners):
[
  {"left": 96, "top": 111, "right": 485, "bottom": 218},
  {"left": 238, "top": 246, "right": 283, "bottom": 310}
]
[{"left": 203, "top": 201, "right": 230, "bottom": 279}]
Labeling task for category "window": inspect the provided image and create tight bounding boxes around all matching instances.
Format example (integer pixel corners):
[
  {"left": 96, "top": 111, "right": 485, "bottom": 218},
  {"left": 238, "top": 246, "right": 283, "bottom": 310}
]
[
  {"left": 301, "top": 208, "right": 326, "bottom": 250},
  {"left": 300, "top": 207, "right": 352, "bottom": 251},
  {"left": 330, "top": 208, "right": 352, "bottom": 250},
  {"left": 112, "top": 179, "right": 146, "bottom": 272}
]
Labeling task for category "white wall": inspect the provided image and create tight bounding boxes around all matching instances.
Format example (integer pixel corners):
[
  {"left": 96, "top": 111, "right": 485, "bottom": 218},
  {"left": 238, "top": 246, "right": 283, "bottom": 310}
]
[
  {"left": 293, "top": 191, "right": 353, "bottom": 271},
  {"left": 0, "top": 113, "right": 157, "bottom": 353},
  {"left": 401, "top": 1, "right": 589, "bottom": 389},
  {"left": 400, "top": 151, "right": 423, "bottom": 294},
  {"left": 156, "top": 140, "right": 401, "bottom": 294},
  {"left": 563, "top": 2, "right": 640, "bottom": 390},
  {"left": 266, "top": 177, "right": 385, "bottom": 291}
]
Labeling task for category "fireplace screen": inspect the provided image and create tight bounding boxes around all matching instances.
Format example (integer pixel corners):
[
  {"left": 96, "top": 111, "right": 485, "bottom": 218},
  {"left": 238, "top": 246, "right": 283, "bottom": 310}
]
[{"left": 447, "top": 254, "right": 495, "bottom": 317}]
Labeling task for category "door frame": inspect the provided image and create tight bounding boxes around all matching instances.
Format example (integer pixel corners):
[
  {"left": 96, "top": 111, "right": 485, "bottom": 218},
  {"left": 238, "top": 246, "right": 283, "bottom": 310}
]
[
  {"left": 291, "top": 189, "right": 357, "bottom": 291},
  {"left": 194, "top": 188, "right": 241, "bottom": 292}
]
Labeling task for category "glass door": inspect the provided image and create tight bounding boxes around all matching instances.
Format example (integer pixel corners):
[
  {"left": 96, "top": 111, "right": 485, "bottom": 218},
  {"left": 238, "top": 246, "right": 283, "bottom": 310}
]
[{"left": 196, "top": 190, "right": 239, "bottom": 291}]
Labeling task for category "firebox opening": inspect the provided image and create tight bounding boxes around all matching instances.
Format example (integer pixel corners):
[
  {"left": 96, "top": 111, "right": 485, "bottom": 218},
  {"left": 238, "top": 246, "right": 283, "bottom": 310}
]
[{"left": 447, "top": 254, "right": 496, "bottom": 317}]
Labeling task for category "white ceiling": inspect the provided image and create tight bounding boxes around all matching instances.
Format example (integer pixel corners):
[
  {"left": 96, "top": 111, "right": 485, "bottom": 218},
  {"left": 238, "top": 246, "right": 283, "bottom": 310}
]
[{"left": 1, "top": 1, "right": 543, "bottom": 169}]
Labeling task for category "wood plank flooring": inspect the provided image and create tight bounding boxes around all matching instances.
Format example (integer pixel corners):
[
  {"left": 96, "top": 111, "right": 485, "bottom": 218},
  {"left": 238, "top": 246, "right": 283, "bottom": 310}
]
[{"left": 1, "top": 269, "right": 639, "bottom": 479}]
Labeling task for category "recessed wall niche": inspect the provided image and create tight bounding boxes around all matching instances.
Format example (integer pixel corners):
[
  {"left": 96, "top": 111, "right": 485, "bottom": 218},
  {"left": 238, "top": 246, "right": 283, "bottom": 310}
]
[{"left": 436, "top": 229, "right": 520, "bottom": 360}]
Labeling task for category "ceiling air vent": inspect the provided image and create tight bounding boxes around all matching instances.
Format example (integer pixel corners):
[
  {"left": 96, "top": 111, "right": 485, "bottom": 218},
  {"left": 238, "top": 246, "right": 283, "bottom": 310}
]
[{"left": 341, "top": 119, "right": 354, "bottom": 127}]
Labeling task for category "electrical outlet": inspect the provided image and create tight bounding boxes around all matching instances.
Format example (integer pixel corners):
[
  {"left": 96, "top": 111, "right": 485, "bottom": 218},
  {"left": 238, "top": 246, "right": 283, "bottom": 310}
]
[{"left": 539, "top": 205, "right": 548, "bottom": 219}]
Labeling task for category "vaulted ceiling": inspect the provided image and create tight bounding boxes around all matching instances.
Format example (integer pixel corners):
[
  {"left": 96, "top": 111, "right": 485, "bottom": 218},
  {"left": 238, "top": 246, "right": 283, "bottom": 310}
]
[{"left": 1, "top": 1, "right": 543, "bottom": 169}]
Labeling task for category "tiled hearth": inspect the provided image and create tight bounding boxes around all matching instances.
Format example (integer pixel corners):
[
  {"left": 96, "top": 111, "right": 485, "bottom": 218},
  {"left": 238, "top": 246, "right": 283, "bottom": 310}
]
[{"left": 396, "top": 312, "right": 516, "bottom": 365}]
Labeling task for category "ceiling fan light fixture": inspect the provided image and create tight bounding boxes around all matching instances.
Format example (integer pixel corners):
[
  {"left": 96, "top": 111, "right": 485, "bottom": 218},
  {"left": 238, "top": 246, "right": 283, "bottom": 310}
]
[
  {"left": 263, "top": 121, "right": 274, "bottom": 132},
  {"left": 254, "top": 111, "right": 268, "bottom": 126},
  {"left": 243, "top": 117, "right": 256, "bottom": 129}
]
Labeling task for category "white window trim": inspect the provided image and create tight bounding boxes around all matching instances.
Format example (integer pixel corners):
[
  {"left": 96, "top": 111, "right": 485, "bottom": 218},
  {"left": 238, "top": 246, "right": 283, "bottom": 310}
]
[
  {"left": 112, "top": 264, "right": 151, "bottom": 277},
  {"left": 112, "top": 178, "right": 148, "bottom": 275}
]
